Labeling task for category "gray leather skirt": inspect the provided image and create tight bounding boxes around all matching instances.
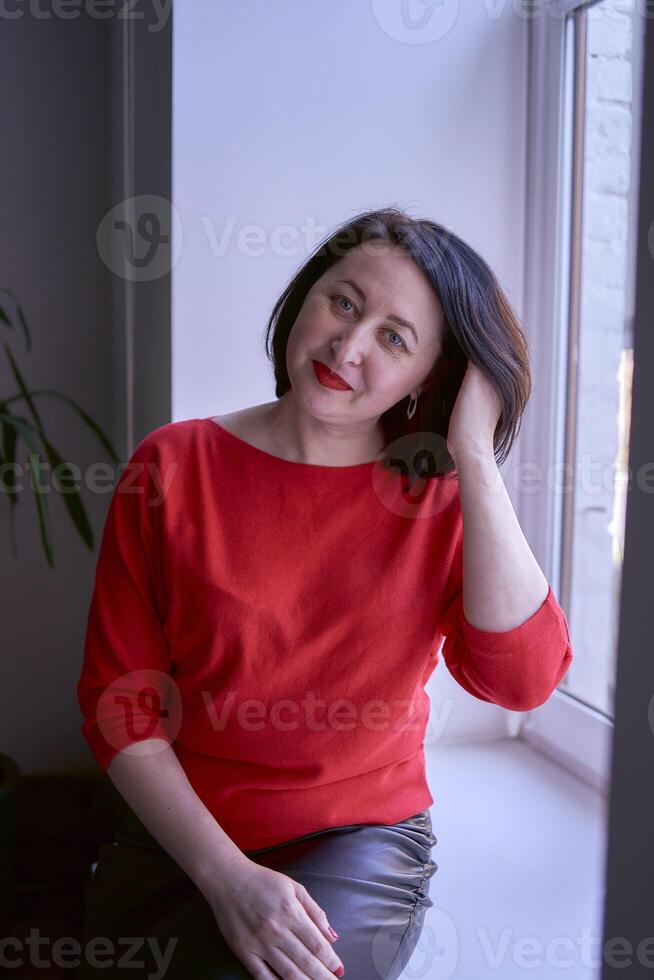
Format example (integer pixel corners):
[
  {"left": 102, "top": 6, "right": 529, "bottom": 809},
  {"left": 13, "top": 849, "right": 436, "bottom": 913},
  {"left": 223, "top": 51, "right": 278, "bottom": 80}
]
[{"left": 75, "top": 806, "right": 439, "bottom": 980}]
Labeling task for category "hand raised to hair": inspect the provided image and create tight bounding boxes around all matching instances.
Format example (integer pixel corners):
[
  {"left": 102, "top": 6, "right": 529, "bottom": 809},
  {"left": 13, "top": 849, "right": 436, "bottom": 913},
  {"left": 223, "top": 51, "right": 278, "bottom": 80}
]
[{"left": 446, "top": 360, "right": 502, "bottom": 464}]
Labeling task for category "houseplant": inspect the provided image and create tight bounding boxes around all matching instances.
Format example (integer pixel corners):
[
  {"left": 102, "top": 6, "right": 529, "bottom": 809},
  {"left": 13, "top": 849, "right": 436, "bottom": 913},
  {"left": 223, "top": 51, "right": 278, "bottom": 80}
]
[{"left": 0, "top": 286, "right": 119, "bottom": 931}]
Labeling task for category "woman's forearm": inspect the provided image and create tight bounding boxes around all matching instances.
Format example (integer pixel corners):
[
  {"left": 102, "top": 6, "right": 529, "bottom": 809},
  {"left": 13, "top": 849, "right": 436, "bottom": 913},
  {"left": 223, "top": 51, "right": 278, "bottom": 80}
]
[
  {"left": 107, "top": 739, "right": 248, "bottom": 899},
  {"left": 455, "top": 448, "right": 550, "bottom": 631}
]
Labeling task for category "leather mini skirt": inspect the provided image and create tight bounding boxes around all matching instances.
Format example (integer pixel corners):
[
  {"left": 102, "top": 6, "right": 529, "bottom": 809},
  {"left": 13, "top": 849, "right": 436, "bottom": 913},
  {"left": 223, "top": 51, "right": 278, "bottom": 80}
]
[{"left": 74, "top": 806, "right": 439, "bottom": 979}]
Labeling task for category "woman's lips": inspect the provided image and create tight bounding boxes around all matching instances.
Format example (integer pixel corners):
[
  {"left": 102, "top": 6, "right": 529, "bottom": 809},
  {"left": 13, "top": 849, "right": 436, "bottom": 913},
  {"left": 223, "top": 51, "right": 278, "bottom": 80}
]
[{"left": 312, "top": 360, "right": 353, "bottom": 390}]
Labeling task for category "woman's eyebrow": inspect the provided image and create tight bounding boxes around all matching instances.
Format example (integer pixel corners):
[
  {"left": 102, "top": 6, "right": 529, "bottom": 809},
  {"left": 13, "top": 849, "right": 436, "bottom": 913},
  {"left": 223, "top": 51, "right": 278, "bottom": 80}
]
[{"left": 335, "top": 278, "right": 419, "bottom": 344}]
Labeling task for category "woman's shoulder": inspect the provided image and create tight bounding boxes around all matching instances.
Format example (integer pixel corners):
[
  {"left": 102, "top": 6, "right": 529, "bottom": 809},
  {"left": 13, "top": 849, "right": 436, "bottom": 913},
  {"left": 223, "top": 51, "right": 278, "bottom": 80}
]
[
  {"left": 210, "top": 402, "right": 277, "bottom": 451},
  {"left": 129, "top": 404, "right": 276, "bottom": 469},
  {"left": 131, "top": 417, "right": 205, "bottom": 461}
]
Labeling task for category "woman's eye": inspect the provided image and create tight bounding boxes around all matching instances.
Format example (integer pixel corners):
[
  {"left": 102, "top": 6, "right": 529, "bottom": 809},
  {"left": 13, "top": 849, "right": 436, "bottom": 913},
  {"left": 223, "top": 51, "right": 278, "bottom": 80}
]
[
  {"left": 386, "top": 331, "right": 407, "bottom": 351},
  {"left": 334, "top": 295, "right": 355, "bottom": 314},
  {"left": 332, "top": 297, "right": 407, "bottom": 352}
]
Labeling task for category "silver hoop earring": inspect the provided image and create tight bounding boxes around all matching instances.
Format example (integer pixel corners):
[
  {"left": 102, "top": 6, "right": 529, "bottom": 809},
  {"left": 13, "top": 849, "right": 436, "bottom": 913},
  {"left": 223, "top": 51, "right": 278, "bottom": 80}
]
[{"left": 407, "top": 393, "right": 418, "bottom": 420}]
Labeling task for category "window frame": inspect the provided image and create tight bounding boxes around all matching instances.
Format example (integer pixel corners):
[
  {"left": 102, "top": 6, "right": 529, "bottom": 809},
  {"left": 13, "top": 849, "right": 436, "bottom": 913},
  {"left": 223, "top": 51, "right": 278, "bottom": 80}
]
[{"left": 512, "top": 0, "right": 645, "bottom": 794}]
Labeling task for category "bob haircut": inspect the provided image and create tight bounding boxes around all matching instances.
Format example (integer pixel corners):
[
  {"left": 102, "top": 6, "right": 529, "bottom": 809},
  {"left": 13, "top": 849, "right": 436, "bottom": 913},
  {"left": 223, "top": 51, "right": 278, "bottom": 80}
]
[{"left": 264, "top": 207, "right": 531, "bottom": 486}]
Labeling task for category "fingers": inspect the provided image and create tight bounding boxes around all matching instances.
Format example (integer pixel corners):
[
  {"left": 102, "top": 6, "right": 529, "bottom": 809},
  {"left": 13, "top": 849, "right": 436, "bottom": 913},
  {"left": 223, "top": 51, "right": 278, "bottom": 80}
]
[
  {"left": 264, "top": 943, "right": 315, "bottom": 978},
  {"left": 295, "top": 886, "right": 339, "bottom": 946},
  {"left": 265, "top": 939, "right": 341, "bottom": 980},
  {"left": 253, "top": 907, "right": 345, "bottom": 979},
  {"left": 241, "top": 952, "right": 279, "bottom": 979},
  {"left": 290, "top": 905, "right": 345, "bottom": 977}
]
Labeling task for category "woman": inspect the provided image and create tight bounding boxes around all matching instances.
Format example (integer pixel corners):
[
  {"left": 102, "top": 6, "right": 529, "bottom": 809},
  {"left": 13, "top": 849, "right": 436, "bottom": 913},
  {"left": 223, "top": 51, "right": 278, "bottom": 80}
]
[{"left": 75, "top": 207, "right": 573, "bottom": 979}]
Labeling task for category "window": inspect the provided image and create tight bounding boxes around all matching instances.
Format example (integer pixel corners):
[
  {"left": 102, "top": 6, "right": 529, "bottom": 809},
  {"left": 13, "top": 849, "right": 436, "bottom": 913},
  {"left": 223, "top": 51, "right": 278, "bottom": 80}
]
[
  {"left": 558, "top": 1, "right": 641, "bottom": 719},
  {"left": 516, "top": 0, "right": 645, "bottom": 791}
]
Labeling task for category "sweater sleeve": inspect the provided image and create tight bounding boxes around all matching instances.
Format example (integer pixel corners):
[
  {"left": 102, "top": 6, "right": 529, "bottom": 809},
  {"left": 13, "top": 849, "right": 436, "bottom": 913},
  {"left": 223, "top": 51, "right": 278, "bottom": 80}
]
[
  {"left": 76, "top": 435, "right": 176, "bottom": 772},
  {"left": 437, "top": 517, "right": 573, "bottom": 711}
]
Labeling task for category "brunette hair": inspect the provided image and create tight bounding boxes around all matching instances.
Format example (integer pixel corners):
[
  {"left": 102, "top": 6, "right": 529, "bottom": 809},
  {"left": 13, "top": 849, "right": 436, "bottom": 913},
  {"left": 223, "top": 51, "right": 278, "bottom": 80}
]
[{"left": 263, "top": 206, "right": 531, "bottom": 482}]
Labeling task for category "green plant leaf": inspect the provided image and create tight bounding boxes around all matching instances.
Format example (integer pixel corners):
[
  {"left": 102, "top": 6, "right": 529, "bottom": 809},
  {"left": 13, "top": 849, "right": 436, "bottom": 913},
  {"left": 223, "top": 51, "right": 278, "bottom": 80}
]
[
  {"left": 0, "top": 412, "right": 54, "bottom": 567},
  {"left": 0, "top": 399, "right": 19, "bottom": 503},
  {"left": 0, "top": 400, "right": 21, "bottom": 560},
  {"left": 15, "top": 302, "right": 31, "bottom": 351},
  {"left": 0, "top": 288, "right": 32, "bottom": 349},
  {"left": 2, "top": 388, "right": 119, "bottom": 463},
  {"left": 3, "top": 342, "right": 41, "bottom": 425},
  {"left": 39, "top": 432, "right": 94, "bottom": 550},
  {"left": 1, "top": 298, "right": 119, "bottom": 565},
  {"left": 0, "top": 410, "right": 95, "bottom": 552}
]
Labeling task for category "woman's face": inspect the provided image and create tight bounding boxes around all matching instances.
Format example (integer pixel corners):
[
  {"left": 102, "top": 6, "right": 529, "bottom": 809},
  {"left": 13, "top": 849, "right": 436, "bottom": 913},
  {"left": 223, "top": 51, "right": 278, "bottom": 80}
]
[{"left": 286, "top": 242, "right": 444, "bottom": 429}]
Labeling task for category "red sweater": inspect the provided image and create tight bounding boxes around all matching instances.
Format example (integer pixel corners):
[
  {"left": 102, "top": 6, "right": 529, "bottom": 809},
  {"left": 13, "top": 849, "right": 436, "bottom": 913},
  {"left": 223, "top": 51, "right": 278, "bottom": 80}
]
[{"left": 76, "top": 417, "right": 573, "bottom": 850}]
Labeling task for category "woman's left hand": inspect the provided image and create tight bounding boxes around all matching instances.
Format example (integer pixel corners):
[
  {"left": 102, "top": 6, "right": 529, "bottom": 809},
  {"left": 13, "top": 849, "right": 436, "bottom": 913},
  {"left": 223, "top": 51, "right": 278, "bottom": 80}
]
[{"left": 446, "top": 360, "right": 502, "bottom": 463}]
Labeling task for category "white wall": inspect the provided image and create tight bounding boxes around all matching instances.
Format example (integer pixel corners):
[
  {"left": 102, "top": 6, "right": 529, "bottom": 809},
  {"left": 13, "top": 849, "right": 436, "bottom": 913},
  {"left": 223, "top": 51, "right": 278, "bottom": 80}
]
[{"left": 172, "top": 0, "right": 531, "bottom": 744}]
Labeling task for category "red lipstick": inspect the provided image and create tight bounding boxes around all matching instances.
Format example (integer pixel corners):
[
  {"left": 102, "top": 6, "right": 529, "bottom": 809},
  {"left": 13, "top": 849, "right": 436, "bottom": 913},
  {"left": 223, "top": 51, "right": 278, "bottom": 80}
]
[{"left": 312, "top": 360, "right": 352, "bottom": 391}]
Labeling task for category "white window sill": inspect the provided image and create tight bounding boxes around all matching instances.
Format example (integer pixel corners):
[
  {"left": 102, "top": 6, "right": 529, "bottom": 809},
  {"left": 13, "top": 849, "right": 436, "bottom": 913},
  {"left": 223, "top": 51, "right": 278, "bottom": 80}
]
[{"left": 402, "top": 737, "right": 607, "bottom": 979}]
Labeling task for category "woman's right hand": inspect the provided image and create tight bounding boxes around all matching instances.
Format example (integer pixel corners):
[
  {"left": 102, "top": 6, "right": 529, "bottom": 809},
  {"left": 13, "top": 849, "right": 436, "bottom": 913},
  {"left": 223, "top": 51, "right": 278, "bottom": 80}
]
[{"left": 204, "top": 854, "right": 346, "bottom": 979}]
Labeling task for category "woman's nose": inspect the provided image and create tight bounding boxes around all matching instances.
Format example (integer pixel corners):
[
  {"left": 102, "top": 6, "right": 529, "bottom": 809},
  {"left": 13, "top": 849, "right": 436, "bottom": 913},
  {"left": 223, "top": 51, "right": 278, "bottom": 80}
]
[{"left": 330, "top": 327, "right": 368, "bottom": 363}]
